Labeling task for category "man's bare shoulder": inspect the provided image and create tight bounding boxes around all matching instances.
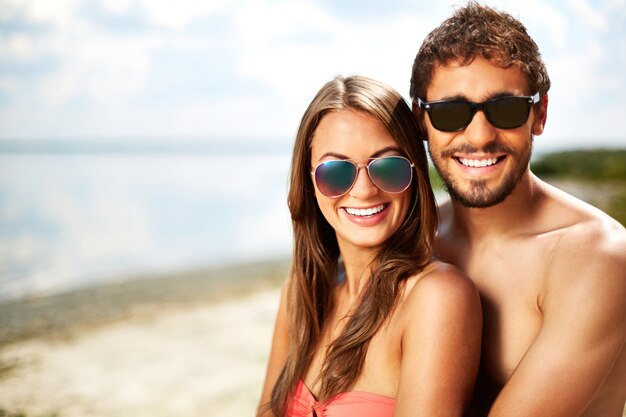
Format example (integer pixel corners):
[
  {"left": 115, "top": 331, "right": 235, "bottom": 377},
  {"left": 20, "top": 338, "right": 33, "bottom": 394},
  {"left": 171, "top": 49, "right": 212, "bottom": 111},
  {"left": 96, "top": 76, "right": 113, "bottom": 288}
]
[
  {"left": 537, "top": 180, "right": 626, "bottom": 304},
  {"left": 538, "top": 180, "right": 626, "bottom": 265}
]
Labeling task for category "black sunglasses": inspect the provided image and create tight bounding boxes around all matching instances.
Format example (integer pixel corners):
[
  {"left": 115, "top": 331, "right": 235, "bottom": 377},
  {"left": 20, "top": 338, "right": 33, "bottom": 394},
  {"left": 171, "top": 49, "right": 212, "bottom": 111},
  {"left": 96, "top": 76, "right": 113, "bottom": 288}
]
[{"left": 416, "top": 93, "right": 540, "bottom": 132}]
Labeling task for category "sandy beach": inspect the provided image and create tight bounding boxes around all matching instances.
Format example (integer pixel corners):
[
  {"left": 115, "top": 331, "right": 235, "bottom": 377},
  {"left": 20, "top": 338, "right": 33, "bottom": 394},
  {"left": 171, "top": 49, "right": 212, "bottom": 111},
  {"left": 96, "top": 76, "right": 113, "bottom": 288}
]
[
  {"left": 1, "top": 253, "right": 624, "bottom": 417},
  {"left": 0, "top": 259, "right": 290, "bottom": 417}
]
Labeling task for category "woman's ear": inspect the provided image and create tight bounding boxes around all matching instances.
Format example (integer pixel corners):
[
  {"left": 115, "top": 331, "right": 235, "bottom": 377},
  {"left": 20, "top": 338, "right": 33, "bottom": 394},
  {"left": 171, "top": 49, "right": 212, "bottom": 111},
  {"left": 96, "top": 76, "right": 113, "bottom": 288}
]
[{"left": 532, "top": 93, "right": 549, "bottom": 136}]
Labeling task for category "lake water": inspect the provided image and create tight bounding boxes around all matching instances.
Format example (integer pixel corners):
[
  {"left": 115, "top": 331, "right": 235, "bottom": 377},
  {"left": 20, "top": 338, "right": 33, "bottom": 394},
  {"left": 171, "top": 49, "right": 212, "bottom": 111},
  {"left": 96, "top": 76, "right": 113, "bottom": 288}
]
[{"left": 0, "top": 149, "right": 293, "bottom": 302}]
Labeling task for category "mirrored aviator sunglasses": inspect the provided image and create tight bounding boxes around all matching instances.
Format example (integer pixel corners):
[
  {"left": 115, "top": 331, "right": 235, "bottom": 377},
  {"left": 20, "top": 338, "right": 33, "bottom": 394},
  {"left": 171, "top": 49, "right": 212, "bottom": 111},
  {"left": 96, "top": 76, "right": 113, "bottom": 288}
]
[
  {"left": 311, "top": 156, "right": 414, "bottom": 198},
  {"left": 417, "top": 93, "right": 540, "bottom": 132}
]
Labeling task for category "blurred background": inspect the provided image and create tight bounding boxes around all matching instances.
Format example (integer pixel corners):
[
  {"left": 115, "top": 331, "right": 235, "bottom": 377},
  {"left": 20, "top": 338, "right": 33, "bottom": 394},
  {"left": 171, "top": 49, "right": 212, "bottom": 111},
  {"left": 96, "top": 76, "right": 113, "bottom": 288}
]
[
  {"left": 1, "top": 0, "right": 625, "bottom": 301},
  {"left": 0, "top": 0, "right": 625, "bottom": 416}
]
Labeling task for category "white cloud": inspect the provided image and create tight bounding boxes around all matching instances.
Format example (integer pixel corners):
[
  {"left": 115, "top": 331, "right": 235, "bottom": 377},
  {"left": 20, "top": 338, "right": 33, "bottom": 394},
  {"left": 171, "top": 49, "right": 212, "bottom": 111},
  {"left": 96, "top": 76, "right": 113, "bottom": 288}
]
[
  {"left": 508, "top": 0, "right": 569, "bottom": 50},
  {"left": 569, "top": 0, "right": 607, "bottom": 31},
  {"left": 41, "top": 33, "right": 154, "bottom": 105},
  {"left": 4, "top": 31, "right": 157, "bottom": 110},
  {"left": 233, "top": 1, "right": 346, "bottom": 96},
  {"left": 137, "top": 0, "right": 228, "bottom": 29},
  {"left": 101, "top": 0, "right": 133, "bottom": 14},
  {"left": 0, "top": 0, "right": 80, "bottom": 26},
  {"left": 606, "top": 0, "right": 626, "bottom": 12},
  {"left": 232, "top": 0, "right": 432, "bottom": 114},
  {"left": 0, "top": 33, "right": 36, "bottom": 61}
]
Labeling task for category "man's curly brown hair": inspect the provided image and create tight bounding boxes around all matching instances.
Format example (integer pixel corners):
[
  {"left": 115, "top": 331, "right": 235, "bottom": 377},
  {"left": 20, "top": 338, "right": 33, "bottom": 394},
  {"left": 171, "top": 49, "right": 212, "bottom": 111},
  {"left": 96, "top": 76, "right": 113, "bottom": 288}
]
[{"left": 410, "top": 1, "right": 551, "bottom": 102}]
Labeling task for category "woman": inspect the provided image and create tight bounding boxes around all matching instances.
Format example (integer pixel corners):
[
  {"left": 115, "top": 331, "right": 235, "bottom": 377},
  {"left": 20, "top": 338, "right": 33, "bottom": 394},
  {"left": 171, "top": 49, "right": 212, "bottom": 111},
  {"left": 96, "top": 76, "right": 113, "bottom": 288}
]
[{"left": 257, "top": 75, "right": 482, "bottom": 417}]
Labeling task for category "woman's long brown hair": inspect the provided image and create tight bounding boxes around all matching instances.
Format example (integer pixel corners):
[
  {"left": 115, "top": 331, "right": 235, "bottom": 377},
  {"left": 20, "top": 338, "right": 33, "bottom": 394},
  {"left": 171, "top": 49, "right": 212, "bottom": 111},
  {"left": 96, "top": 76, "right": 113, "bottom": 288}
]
[{"left": 268, "top": 75, "right": 438, "bottom": 415}]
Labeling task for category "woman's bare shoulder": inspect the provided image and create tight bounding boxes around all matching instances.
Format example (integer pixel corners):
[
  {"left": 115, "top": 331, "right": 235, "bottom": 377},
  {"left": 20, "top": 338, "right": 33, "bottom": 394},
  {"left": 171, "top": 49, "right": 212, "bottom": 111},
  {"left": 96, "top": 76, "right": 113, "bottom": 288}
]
[
  {"left": 413, "top": 260, "right": 477, "bottom": 294},
  {"left": 401, "top": 260, "right": 480, "bottom": 316}
]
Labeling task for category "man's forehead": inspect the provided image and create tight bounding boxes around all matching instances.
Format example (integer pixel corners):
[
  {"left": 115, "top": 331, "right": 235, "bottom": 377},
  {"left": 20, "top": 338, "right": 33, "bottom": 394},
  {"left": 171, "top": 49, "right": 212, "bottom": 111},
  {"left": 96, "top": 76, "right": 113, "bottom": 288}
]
[
  {"left": 426, "top": 57, "right": 530, "bottom": 99},
  {"left": 433, "top": 55, "right": 521, "bottom": 73}
]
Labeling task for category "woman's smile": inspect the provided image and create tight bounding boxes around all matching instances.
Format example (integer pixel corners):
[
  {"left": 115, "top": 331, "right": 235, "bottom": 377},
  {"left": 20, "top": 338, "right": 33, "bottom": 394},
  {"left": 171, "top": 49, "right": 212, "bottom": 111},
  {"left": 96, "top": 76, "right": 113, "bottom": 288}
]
[{"left": 341, "top": 203, "right": 390, "bottom": 225}]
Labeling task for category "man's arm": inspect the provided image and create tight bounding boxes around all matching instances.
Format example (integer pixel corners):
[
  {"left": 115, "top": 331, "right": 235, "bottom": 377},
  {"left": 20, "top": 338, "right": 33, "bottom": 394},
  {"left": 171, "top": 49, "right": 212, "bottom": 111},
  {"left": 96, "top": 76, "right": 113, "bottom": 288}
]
[{"left": 488, "top": 228, "right": 626, "bottom": 417}]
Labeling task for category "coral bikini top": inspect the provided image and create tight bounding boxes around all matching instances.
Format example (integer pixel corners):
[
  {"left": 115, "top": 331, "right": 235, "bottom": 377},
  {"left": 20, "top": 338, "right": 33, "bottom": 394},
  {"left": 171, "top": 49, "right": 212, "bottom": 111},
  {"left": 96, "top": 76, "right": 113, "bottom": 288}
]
[{"left": 286, "top": 379, "right": 395, "bottom": 417}]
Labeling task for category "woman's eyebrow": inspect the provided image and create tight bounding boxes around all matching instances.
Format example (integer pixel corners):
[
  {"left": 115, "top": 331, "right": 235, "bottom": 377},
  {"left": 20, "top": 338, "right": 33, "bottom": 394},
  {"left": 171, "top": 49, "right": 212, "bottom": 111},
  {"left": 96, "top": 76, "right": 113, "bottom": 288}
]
[
  {"left": 370, "top": 146, "right": 403, "bottom": 158},
  {"left": 317, "top": 151, "right": 350, "bottom": 160},
  {"left": 316, "top": 146, "right": 403, "bottom": 161}
]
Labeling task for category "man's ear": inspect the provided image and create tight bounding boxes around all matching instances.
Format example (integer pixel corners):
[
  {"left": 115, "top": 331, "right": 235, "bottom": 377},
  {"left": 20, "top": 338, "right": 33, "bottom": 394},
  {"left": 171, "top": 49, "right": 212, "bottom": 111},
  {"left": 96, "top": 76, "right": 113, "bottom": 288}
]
[
  {"left": 412, "top": 100, "right": 419, "bottom": 114},
  {"left": 412, "top": 101, "right": 429, "bottom": 142},
  {"left": 532, "top": 93, "right": 549, "bottom": 136}
]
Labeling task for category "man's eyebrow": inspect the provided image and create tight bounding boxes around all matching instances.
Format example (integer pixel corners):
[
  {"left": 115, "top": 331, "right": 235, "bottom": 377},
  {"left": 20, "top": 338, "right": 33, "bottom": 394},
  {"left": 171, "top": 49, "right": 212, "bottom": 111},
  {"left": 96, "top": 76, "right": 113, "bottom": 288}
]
[
  {"left": 489, "top": 91, "right": 523, "bottom": 99},
  {"left": 429, "top": 91, "right": 522, "bottom": 102},
  {"left": 431, "top": 94, "right": 469, "bottom": 102}
]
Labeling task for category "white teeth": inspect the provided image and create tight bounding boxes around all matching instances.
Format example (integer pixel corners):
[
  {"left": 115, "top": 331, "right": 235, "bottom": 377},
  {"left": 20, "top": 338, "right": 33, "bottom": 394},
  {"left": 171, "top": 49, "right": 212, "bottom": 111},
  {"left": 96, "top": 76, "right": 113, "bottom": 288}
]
[
  {"left": 458, "top": 157, "right": 499, "bottom": 167},
  {"left": 345, "top": 204, "right": 386, "bottom": 217}
]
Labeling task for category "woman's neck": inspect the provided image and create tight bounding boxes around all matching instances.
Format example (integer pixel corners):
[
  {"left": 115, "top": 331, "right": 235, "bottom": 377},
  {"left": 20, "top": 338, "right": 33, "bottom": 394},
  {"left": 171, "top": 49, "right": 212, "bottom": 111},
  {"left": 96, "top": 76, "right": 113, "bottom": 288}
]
[{"left": 338, "top": 244, "right": 378, "bottom": 299}]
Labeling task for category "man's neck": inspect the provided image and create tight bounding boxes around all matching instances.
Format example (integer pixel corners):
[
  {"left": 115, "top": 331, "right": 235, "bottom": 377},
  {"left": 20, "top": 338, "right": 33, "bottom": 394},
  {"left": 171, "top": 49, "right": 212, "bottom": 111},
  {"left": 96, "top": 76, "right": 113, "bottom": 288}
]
[{"left": 448, "top": 172, "right": 544, "bottom": 241}]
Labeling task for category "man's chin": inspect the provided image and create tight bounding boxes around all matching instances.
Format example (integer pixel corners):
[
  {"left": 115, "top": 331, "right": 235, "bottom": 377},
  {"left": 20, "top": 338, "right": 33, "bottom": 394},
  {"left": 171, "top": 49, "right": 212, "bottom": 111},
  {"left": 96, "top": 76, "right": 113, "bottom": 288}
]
[
  {"left": 445, "top": 182, "right": 513, "bottom": 208},
  {"left": 451, "top": 193, "right": 510, "bottom": 209}
]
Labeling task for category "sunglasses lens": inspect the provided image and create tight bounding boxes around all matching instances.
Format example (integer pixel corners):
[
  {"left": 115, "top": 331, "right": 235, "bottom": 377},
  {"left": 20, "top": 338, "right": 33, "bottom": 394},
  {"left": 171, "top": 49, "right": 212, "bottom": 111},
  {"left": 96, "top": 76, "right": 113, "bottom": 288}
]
[
  {"left": 485, "top": 97, "right": 531, "bottom": 129},
  {"left": 369, "top": 157, "right": 413, "bottom": 193},
  {"left": 428, "top": 101, "right": 474, "bottom": 132},
  {"left": 314, "top": 160, "right": 357, "bottom": 197}
]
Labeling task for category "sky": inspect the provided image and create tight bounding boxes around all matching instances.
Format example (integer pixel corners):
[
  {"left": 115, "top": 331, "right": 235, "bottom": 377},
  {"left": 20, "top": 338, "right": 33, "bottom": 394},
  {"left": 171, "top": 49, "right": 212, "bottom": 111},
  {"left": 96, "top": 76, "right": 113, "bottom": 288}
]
[{"left": 0, "top": 0, "right": 625, "bottom": 153}]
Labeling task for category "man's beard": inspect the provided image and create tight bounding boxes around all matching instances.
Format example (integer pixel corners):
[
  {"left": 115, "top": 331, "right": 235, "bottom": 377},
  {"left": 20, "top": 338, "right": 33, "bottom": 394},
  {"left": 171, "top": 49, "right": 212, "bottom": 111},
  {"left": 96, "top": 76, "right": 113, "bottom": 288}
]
[{"left": 429, "top": 138, "right": 533, "bottom": 208}]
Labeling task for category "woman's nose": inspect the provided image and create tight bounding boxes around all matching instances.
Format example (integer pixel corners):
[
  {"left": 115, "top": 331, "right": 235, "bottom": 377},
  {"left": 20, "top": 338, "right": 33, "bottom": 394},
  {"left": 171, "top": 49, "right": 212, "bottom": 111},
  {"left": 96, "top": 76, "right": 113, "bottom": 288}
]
[{"left": 348, "top": 166, "right": 379, "bottom": 199}]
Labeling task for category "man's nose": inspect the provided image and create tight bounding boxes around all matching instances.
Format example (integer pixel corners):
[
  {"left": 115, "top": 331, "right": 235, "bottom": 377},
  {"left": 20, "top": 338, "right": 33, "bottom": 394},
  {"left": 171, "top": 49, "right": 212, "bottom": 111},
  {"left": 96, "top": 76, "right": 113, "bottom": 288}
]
[{"left": 462, "top": 110, "right": 497, "bottom": 149}]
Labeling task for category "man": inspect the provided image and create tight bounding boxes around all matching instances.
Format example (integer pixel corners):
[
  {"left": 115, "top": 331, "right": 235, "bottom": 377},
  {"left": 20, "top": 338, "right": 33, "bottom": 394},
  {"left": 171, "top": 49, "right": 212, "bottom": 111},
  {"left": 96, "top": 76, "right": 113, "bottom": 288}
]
[{"left": 410, "top": 3, "right": 626, "bottom": 416}]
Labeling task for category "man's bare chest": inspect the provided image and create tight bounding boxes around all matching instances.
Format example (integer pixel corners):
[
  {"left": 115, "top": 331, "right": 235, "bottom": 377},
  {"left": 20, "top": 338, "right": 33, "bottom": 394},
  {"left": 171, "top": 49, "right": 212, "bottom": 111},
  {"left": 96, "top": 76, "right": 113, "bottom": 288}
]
[
  {"left": 443, "top": 239, "right": 552, "bottom": 383},
  {"left": 473, "top": 266, "right": 544, "bottom": 383}
]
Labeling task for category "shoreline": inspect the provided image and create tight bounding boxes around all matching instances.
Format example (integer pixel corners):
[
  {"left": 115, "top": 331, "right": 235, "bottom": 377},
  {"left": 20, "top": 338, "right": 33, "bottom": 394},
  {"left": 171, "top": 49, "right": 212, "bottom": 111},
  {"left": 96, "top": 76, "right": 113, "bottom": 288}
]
[{"left": 0, "top": 257, "right": 290, "bottom": 346}]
